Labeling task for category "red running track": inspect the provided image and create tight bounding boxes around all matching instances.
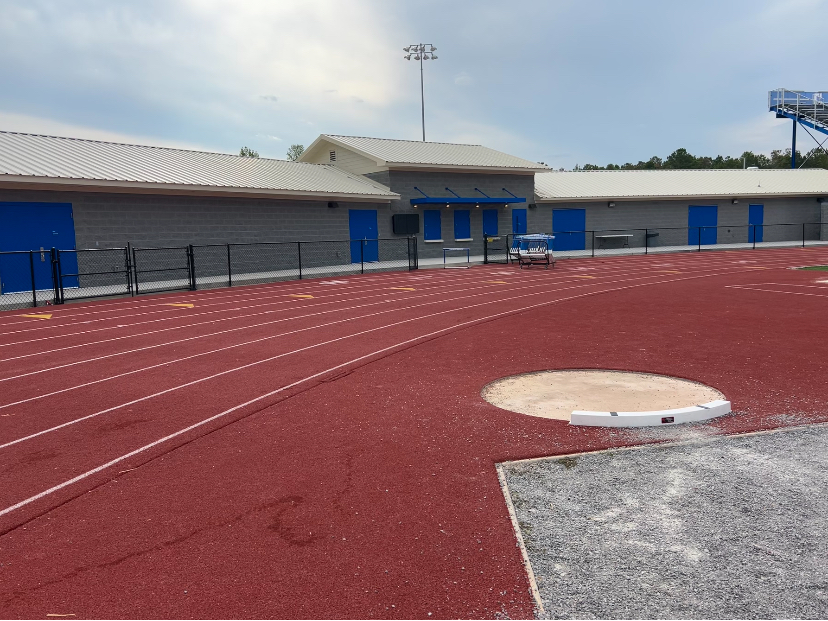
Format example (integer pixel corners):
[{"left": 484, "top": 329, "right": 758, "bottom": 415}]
[{"left": 1, "top": 247, "right": 828, "bottom": 618}]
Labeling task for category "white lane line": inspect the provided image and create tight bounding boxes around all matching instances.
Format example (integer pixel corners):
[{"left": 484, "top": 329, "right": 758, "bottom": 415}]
[
  {"left": 0, "top": 266, "right": 524, "bottom": 335},
  {"left": 725, "top": 285, "right": 828, "bottom": 298},
  {"left": 0, "top": 244, "right": 816, "bottom": 329},
  {"left": 0, "top": 254, "right": 803, "bottom": 383},
  {"left": 0, "top": 249, "right": 810, "bottom": 356},
  {"left": 1, "top": 259, "right": 811, "bottom": 519},
  {"left": 1, "top": 253, "right": 817, "bottom": 444}
]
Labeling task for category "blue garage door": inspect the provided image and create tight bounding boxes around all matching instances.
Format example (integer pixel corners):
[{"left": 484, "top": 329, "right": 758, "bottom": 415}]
[
  {"left": 348, "top": 209, "right": 378, "bottom": 263},
  {"left": 482, "top": 209, "right": 498, "bottom": 236},
  {"left": 454, "top": 210, "right": 471, "bottom": 240},
  {"left": 552, "top": 209, "right": 586, "bottom": 251},
  {"left": 748, "top": 204, "right": 764, "bottom": 243},
  {"left": 0, "top": 202, "right": 77, "bottom": 293},
  {"left": 512, "top": 208, "right": 527, "bottom": 234},
  {"left": 688, "top": 205, "right": 718, "bottom": 246}
]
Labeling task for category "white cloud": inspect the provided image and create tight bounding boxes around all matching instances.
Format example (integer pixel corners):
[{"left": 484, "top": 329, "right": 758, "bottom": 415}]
[
  {"left": 0, "top": 110, "right": 208, "bottom": 150},
  {"left": 454, "top": 72, "right": 474, "bottom": 87}
]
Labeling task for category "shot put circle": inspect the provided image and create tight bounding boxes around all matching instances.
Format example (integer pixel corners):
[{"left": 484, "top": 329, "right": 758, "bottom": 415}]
[{"left": 481, "top": 369, "right": 726, "bottom": 421}]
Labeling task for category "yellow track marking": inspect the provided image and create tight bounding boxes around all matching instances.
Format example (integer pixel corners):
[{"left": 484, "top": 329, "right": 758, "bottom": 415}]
[
  {"left": 485, "top": 281, "right": 508, "bottom": 284},
  {"left": 163, "top": 303, "right": 194, "bottom": 308},
  {"left": 389, "top": 287, "right": 416, "bottom": 291},
  {"left": 571, "top": 275, "right": 596, "bottom": 279},
  {"left": 17, "top": 313, "right": 52, "bottom": 319},
  {"left": 286, "top": 294, "right": 314, "bottom": 299}
]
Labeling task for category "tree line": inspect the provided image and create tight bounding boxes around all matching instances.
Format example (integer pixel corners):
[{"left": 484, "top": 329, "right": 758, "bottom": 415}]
[{"left": 574, "top": 147, "right": 828, "bottom": 171}]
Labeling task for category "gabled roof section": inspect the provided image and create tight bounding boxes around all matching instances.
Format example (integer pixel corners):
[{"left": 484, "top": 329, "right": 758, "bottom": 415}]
[
  {"left": 0, "top": 131, "right": 398, "bottom": 201},
  {"left": 302, "top": 134, "right": 549, "bottom": 173},
  {"left": 535, "top": 169, "right": 828, "bottom": 201}
]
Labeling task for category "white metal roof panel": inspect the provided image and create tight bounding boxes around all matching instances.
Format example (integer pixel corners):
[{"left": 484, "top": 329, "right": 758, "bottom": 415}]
[
  {"left": 0, "top": 131, "right": 398, "bottom": 199},
  {"left": 321, "top": 134, "right": 549, "bottom": 171},
  {"left": 534, "top": 169, "right": 828, "bottom": 200}
]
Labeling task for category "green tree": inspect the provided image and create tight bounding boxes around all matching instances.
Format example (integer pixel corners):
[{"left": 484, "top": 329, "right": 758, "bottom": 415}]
[
  {"left": 239, "top": 146, "right": 259, "bottom": 158},
  {"left": 286, "top": 144, "right": 305, "bottom": 161}
]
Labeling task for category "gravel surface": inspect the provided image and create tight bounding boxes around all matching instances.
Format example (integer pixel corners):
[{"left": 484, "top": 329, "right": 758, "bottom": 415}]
[{"left": 501, "top": 424, "right": 828, "bottom": 619}]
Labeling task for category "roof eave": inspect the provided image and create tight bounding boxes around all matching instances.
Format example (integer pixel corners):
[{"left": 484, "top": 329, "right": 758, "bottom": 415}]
[
  {"left": 0, "top": 175, "right": 398, "bottom": 202},
  {"left": 535, "top": 191, "right": 828, "bottom": 202},
  {"left": 386, "top": 163, "right": 544, "bottom": 174}
]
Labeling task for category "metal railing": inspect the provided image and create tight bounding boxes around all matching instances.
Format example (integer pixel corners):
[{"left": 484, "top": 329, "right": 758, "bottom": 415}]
[
  {"left": 0, "top": 237, "right": 418, "bottom": 307},
  {"left": 483, "top": 223, "right": 825, "bottom": 263}
]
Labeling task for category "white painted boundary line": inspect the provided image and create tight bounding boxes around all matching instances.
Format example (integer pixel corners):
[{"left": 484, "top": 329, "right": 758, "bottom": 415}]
[
  {"left": 0, "top": 251, "right": 811, "bottom": 382},
  {"left": 725, "top": 285, "right": 828, "bottom": 299},
  {"left": 0, "top": 257, "right": 820, "bottom": 518},
  {"left": 1, "top": 246, "right": 815, "bottom": 354},
  {"left": 570, "top": 400, "right": 731, "bottom": 427},
  {"left": 1, "top": 243, "right": 820, "bottom": 332},
  {"left": 495, "top": 463, "right": 544, "bottom": 615}
]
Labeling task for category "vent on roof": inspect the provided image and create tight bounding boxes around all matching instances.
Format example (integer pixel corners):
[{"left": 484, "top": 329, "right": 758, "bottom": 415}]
[{"left": 330, "top": 150, "right": 336, "bottom": 162}]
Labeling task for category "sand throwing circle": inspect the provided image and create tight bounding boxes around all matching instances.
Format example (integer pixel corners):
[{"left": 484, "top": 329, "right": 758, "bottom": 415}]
[{"left": 482, "top": 370, "right": 725, "bottom": 421}]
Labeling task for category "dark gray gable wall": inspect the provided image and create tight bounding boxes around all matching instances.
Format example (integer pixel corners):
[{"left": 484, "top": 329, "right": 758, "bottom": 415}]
[{"left": 365, "top": 170, "right": 535, "bottom": 259}]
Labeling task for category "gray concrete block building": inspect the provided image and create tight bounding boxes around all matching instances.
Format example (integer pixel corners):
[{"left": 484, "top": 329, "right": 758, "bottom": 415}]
[{"left": 1, "top": 130, "right": 827, "bottom": 283}]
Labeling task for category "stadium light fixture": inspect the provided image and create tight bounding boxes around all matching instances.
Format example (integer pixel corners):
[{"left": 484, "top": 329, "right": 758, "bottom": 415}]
[{"left": 403, "top": 43, "right": 438, "bottom": 141}]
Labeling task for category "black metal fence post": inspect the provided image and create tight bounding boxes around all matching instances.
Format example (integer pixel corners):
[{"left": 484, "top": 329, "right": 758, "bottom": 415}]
[
  {"left": 591, "top": 230, "right": 595, "bottom": 258},
  {"left": 187, "top": 244, "right": 196, "bottom": 290},
  {"left": 698, "top": 227, "right": 702, "bottom": 252},
  {"left": 360, "top": 239, "right": 365, "bottom": 274},
  {"left": 297, "top": 242, "right": 303, "bottom": 280},
  {"left": 483, "top": 236, "right": 489, "bottom": 264},
  {"left": 644, "top": 228, "right": 649, "bottom": 255},
  {"left": 413, "top": 236, "right": 418, "bottom": 269},
  {"left": 28, "top": 250, "right": 37, "bottom": 307},
  {"left": 125, "top": 242, "right": 134, "bottom": 296},
  {"left": 227, "top": 243, "right": 232, "bottom": 287},
  {"left": 132, "top": 246, "right": 140, "bottom": 294}
]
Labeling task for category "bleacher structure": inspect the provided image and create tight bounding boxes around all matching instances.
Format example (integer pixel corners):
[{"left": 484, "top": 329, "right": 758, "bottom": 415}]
[{"left": 769, "top": 89, "right": 828, "bottom": 168}]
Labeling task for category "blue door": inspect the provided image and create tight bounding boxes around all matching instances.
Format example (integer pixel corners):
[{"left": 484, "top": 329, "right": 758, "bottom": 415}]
[
  {"left": 0, "top": 202, "right": 77, "bottom": 293},
  {"left": 423, "top": 210, "right": 442, "bottom": 241},
  {"left": 512, "top": 208, "right": 527, "bottom": 234},
  {"left": 552, "top": 209, "right": 586, "bottom": 251},
  {"left": 748, "top": 204, "right": 764, "bottom": 243},
  {"left": 454, "top": 210, "right": 471, "bottom": 240},
  {"left": 688, "top": 205, "right": 718, "bottom": 245},
  {"left": 482, "top": 209, "right": 498, "bottom": 236},
  {"left": 348, "top": 209, "right": 378, "bottom": 263}
]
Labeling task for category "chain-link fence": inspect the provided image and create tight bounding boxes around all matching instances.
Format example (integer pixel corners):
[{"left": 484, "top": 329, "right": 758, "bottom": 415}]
[
  {"left": 0, "top": 250, "right": 56, "bottom": 309},
  {"left": 482, "top": 224, "right": 827, "bottom": 264},
  {"left": 132, "top": 246, "right": 193, "bottom": 294},
  {"left": 58, "top": 248, "right": 132, "bottom": 302}
]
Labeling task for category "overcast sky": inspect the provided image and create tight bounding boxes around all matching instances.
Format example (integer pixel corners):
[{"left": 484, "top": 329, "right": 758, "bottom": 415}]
[{"left": 1, "top": 0, "right": 826, "bottom": 168}]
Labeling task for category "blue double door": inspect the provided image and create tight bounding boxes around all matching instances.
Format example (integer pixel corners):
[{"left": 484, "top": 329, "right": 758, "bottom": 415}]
[
  {"left": 0, "top": 202, "right": 77, "bottom": 293},
  {"left": 348, "top": 209, "right": 379, "bottom": 263}
]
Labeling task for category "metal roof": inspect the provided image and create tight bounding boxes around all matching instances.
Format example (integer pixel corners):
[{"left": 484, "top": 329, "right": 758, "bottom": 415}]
[
  {"left": 535, "top": 169, "right": 828, "bottom": 201},
  {"left": 312, "top": 134, "right": 549, "bottom": 172},
  {"left": 0, "top": 131, "right": 398, "bottom": 200}
]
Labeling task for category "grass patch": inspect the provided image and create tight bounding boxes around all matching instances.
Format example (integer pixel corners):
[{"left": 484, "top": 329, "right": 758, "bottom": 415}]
[{"left": 798, "top": 265, "right": 828, "bottom": 271}]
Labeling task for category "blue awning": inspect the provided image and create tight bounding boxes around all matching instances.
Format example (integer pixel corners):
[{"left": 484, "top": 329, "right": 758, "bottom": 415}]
[
  {"left": 409, "top": 196, "right": 525, "bottom": 205},
  {"left": 409, "top": 186, "right": 526, "bottom": 206}
]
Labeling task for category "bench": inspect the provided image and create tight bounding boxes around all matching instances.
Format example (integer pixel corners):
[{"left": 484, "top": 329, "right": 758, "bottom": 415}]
[
  {"left": 509, "top": 235, "right": 556, "bottom": 269},
  {"left": 595, "top": 234, "right": 634, "bottom": 249}
]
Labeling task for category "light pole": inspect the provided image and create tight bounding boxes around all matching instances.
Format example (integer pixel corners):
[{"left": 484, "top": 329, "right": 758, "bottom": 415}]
[{"left": 403, "top": 43, "right": 437, "bottom": 141}]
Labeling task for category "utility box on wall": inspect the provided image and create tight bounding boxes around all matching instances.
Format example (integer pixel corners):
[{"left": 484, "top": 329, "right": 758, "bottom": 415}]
[{"left": 392, "top": 213, "right": 420, "bottom": 235}]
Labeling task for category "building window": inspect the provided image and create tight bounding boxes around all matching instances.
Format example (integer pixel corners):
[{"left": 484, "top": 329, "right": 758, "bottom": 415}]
[
  {"left": 423, "top": 209, "right": 442, "bottom": 241},
  {"left": 329, "top": 151, "right": 336, "bottom": 162}
]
